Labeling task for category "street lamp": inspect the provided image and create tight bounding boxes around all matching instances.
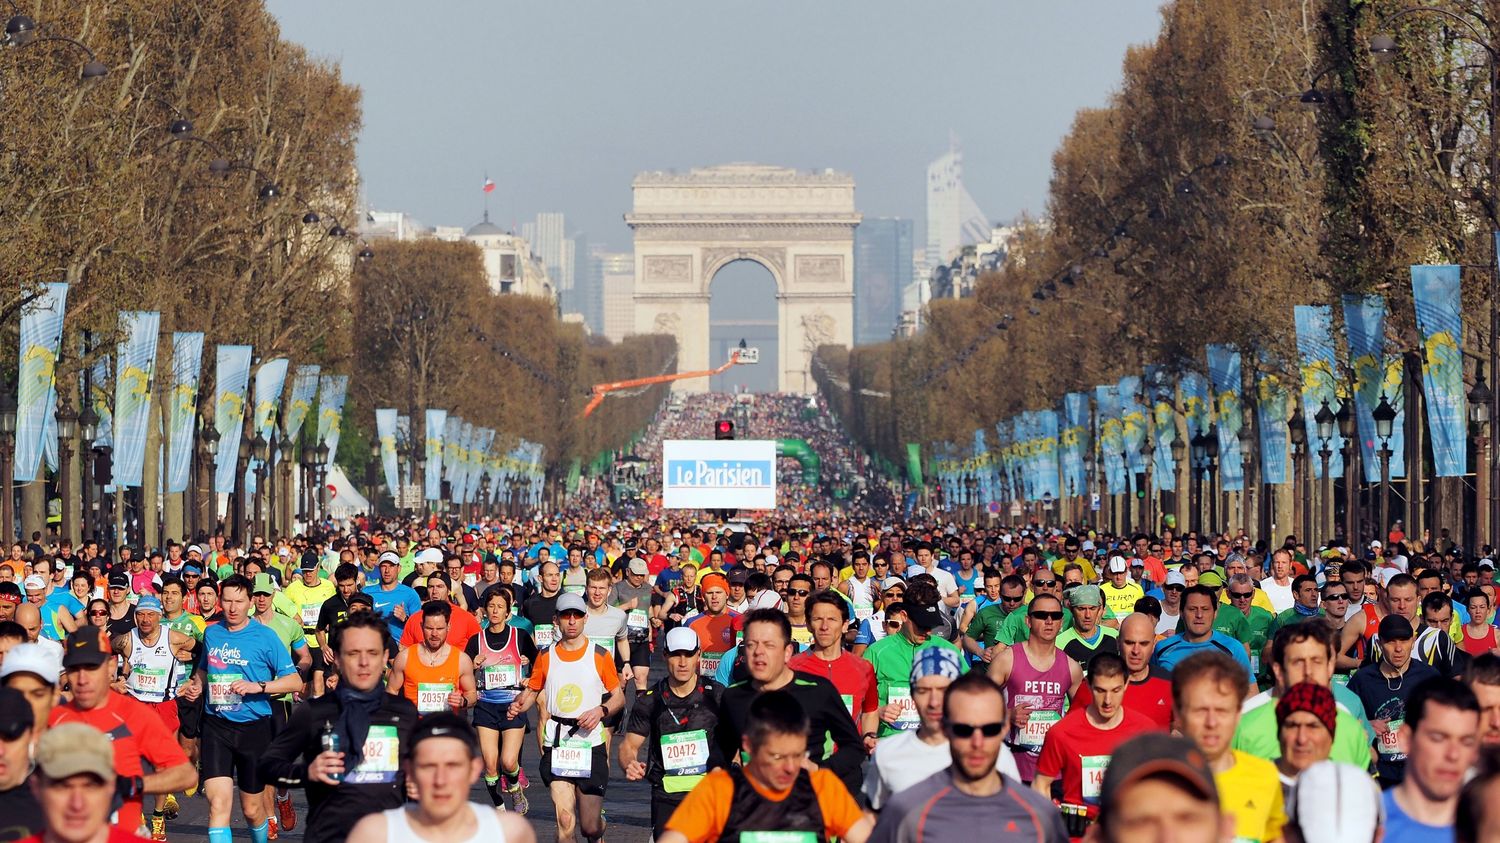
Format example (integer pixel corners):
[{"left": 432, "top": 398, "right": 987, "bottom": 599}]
[
  {"left": 250, "top": 433, "right": 269, "bottom": 539},
  {"left": 1204, "top": 424, "right": 1220, "bottom": 535},
  {"left": 55, "top": 402, "right": 76, "bottom": 542},
  {"left": 1190, "top": 430, "right": 1209, "bottom": 534},
  {"left": 1335, "top": 400, "right": 1357, "bottom": 543},
  {"left": 1140, "top": 437, "right": 1156, "bottom": 535},
  {"left": 1375, "top": 392, "right": 1399, "bottom": 545},
  {"left": 0, "top": 383, "right": 15, "bottom": 545},
  {"left": 1315, "top": 399, "right": 1335, "bottom": 544},
  {"left": 1238, "top": 416, "right": 1255, "bottom": 535},
  {"left": 314, "top": 442, "right": 330, "bottom": 523},
  {"left": 1288, "top": 407, "right": 1308, "bottom": 541},
  {"left": 77, "top": 402, "right": 98, "bottom": 541}
]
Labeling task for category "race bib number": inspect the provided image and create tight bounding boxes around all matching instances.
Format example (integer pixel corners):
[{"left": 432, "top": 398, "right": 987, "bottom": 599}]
[
  {"left": 1333, "top": 673, "right": 1351, "bottom": 688},
  {"left": 853, "top": 602, "right": 874, "bottom": 621},
  {"left": 551, "top": 737, "right": 593, "bottom": 778},
  {"left": 587, "top": 636, "right": 616, "bottom": 654},
  {"left": 1250, "top": 653, "right": 1260, "bottom": 675},
  {"left": 660, "top": 729, "right": 709, "bottom": 776},
  {"left": 740, "top": 833, "right": 817, "bottom": 843},
  {"left": 207, "top": 672, "right": 243, "bottom": 711},
  {"left": 300, "top": 604, "right": 320, "bottom": 628},
  {"left": 481, "top": 662, "right": 521, "bottom": 690},
  {"left": 416, "top": 682, "right": 454, "bottom": 713},
  {"left": 346, "top": 725, "right": 399, "bottom": 784},
  {"left": 841, "top": 694, "right": 855, "bottom": 718},
  {"left": 1082, "top": 755, "right": 1110, "bottom": 802},
  {"left": 1014, "top": 710, "right": 1061, "bottom": 750},
  {"left": 129, "top": 665, "right": 168, "bottom": 697},
  {"left": 627, "top": 608, "right": 649, "bottom": 630},
  {"left": 699, "top": 652, "right": 723, "bottom": 677},
  {"left": 533, "top": 625, "right": 556, "bottom": 649},
  {"left": 886, "top": 685, "right": 919, "bottom": 730},
  {"left": 1378, "top": 719, "right": 1404, "bottom": 756}
]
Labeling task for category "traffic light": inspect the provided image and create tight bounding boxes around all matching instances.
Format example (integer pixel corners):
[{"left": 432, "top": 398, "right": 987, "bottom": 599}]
[{"left": 714, "top": 419, "right": 735, "bottom": 440}]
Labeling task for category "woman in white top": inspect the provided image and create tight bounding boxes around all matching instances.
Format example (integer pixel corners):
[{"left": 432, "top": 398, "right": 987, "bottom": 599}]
[{"left": 347, "top": 713, "right": 535, "bottom": 843}]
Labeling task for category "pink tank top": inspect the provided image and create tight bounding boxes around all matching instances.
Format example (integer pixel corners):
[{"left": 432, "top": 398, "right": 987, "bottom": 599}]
[{"left": 1004, "top": 644, "right": 1072, "bottom": 782}]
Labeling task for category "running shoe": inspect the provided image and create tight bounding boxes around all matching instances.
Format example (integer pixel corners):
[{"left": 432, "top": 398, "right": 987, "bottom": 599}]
[
  {"left": 276, "top": 791, "right": 296, "bottom": 831},
  {"left": 267, "top": 815, "right": 278, "bottom": 841},
  {"left": 508, "top": 778, "right": 529, "bottom": 816},
  {"left": 162, "top": 794, "right": 179, "bottom": 820},
  {"left": 150, "top": 813, "right": 167, "bottom": 841}
]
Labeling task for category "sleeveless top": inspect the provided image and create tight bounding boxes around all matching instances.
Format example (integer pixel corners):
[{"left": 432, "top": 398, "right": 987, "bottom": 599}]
[
  {"left": 403, "top": 644, "right": 464, "bottom": 714},
  {"left": 475, "top": 627, "right": 526, "bottom": 706},
  {"left": 542, "top": 643, "right": 609, "bottom": 747},
  {"left": 382, "top": 802, "right": 503, "bottom": 843},
  {"left": 125, "top": 627, "right": 179, "bottom": 704},
  {"left": 1004, "top": 644, "right": 1072, "bottom": 781},
  {"left": 721, "top": 766, "right": 826, "bottom": 843}
]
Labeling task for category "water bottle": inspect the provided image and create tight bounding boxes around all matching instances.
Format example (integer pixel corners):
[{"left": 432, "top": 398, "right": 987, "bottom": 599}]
[{"left": 321, "top": 724, "right": 343, "bottom": 783}]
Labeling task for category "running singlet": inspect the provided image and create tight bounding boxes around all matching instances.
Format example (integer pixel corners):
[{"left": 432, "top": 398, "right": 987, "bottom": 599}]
[
  {"left": 403, "top": 646, "right": 464, "bottom": 714},
  {"left": 474, "top": 627, "right": 527, "bottom": 705},
  {"left": 125, "top": 628, "right": 179, "bottom": 704},
  {"left": 378, "top": 802, "right": 505, "bottom": 843},
  {"left": 1004, "top": 645, "right": 1073, "bottom": 782}
]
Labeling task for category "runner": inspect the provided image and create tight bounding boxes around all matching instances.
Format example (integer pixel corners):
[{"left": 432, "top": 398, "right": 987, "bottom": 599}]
[
  {"left": 1055, "top": 585, "right": 1120, "bottom": 666},
  {"left": 465, "top": 587, "right": 535, "bottom": 812},
  {"left": 1153, "top": 585, "right": 1253, "bottom": 677},
  {"left": 612, "top": 558, "right": 654, "bottom": 693},
  {"left": 789, "top": 591, "right": 879, "bottom": 749},
  {"left": 864, "top": 595, "right": 965, "bottom": 738},
  {"left": 660, "top": 689, "right": 872, "bottom": 843},
  {"left": 506, "top": 592, "right": 623, "bottom": 843},
  {"left": 363, "top": 552, "right": 421, "bottom": 642},
  {"left": 389, "top": 600, "right": 478, "bottom": 716},
  {"left": 258, "top": 612, "right": 421, "bottom": 843},
  {"left": 1382, "top": 678, "right": 1479, "bottom": 840},
  {"left": 178, "top": 574, "right": 302, "bottom": 843},
  {"left": 344, "top": 712, "right": 535, "bottom": 843},
  {"left": 314, "top": 564, "right": 363, "bottom": 697},
  {"left": 682, "top": 573, "right": 740, "bottom": 679},
  {"left": 283, "top": 553, "right": 335, "bottom": 697},
  {"left": 987, "top": 592, "right": 1083, "bottom": 783},
  {"left": 619, "top": 627, "right": 724, "bottom": 839},
  {"left": 1347, "top": 614, "right": 1440, "bottom": 785},
  {"left": 1069, "top": 613, "right": 1173, "bottom": 729}
]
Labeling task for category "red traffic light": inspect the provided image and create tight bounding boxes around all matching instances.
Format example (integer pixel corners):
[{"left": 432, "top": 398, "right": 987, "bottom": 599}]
[{"left": 714, "top": 419, "right": 734, "bottom": 440}]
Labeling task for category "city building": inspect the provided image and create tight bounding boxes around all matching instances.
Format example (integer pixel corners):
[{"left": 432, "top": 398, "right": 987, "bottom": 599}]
[
  {"left": 520, "top": 212, "right": 569, "bottom": 291},
  {"left": 853, "top": 217, "right": 913, "bottom": 345},
  {"left": 463, "top": 213, "right": 555, "bottom": 301},
  {"left": 599, "top": 251, "right": 634, "bottom": 342},
  {"left": 924, "top": 142, "right": 991, "bottom": 273}
]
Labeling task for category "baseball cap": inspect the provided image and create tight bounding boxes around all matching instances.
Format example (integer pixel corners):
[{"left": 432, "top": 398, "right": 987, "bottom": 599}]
[
  {"left": 252, "top": 573, "right": 276, "bottom": 596},
  {"left": 406, "top": 711, "right": 480, "bottom": 760},
  {"left": 0, "top": 643, "right": 58, "bottom": 685},
  {"left": 61, "top": 628, "right": 111, "bottom": 670},
  {"left": 1198, "top": 571, "right": 1225, "bottom": 588},
  {"left": 664, "top": 627, "right": 700, "bottom": 654},
  {"left": 1378, "top": 614, "right": 1415, "bottom": 641},
  {"left": 1106, "top": 556, "right": 1128, "bottom": 574},
  {"left": 627, "top": 558, "right": 649, "bottom": 576},
  {"left": 554, "top": 592, "right": 587, "bottom": 615},
  {"left": 134, "top": 595, "right": 163, "bottom": 614},
  {"left": 880, "top": 577, "right": 906, "bottom": 591},
  {"left": 910, "top": 648, "right": 963, "bottom": 685},
  {"left": 1100, "top": 733, "right": 1218, "bottom": 819},
  {"left": 348, "top": 592, "right": 374, "bottom": 609},
  {"left": 1164, "top": 570, "right": 1187, "bottom": 589},
  {"left": 905, "top": 602, "right": 945, "bottom": 631},
  {"left": 21, "top": 575, "right": 44, "bottom": 592},
  {"left": 377, "top": 551, "right": 401, "bottom": 567},
  {"left": 187, "top": 544, "right": 203, "bottom": 556},
  {"left": 0, "top": 687, "right": 33, "bottom": 739},
  {"left": 415, "top": 548, "right": 444, "bottom": 566},
  {"left": 107, "top": 571, "right": 129, "bottom": 589},
  {"left": 726, "top": 568, "right": 750, "bottom": 586},
  {"left": 300, "top": 551, "right": 320, "bottom": 571},
  {"left": 1066, "top": 584, "right": 1103, "bottom": 608},
  {"left": 1285, "top": 761, "right": 1383, "bottom": 843},
  {"left": 34, "top": 722, "right": 114, "bottom": 781}
]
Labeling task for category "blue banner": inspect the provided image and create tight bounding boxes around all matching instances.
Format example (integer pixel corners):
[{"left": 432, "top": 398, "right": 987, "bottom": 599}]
[
  {"left": 1340, "top": 295, "right": 1406, "bottom": 482},
  {"left": 1061, "top": 393, "right": 1089, "bottom": 498},
  {"left": 245, "top": 359, "right": 288, "bottom": 493},
  {"left": 283, "top": 365, "right": 320, "bottom": 445},
  {"left": 1181, "top": 370, "right": 1212, "bottom": 441},
  {"left": 971, "top": 430, "right": 991, "bottom": 507},
  {"left": 1144, "top": 366, "right": 1177, "bottom": 492},
  {"left": 1411, "top": 265, "right": 1467, "bottom": 476},
  {"left": 1036, "top": 409, "right": 1061, "bottom": 500},
  {"left": 424, "top": 408, "right": 447, "bottom": 501},
  {"left": 14, "top": 284, "right": 68, "bottom": 484},
  {"left": 213, "top": 345, "right": 252, "bottom": 494},
  {"left": 1096, "top": 385, "right": 1125, "bottom": 495},
  {"left": 113, "top": 312, "right": 161, "bottom": 488},
  {"left": 376, "top": 408, "right": 399, "bottom": 495},
  {"left": 87, "top": 356, "right": 111, "bottom": 449},
  {"left": 1206, "top": 345, "right": 1245, "bottom": 492},
  {"left": 1293, "top": 305, "right": 1346, "bottom": 478},
  {"left": 1255, "top": 364, "right": 1291, "bottom": 485},
  {"left": 993, "top": 420, "right": 1013, "bottom": 502},
  {"left": 1118, "top": 376, "right": 1148, "bottom": 479},
  {"left": 165, "top": 333, "right": 204, "bottom": 494},
  {"left": 316, "top": 375, "right": 348, "bottom": 468}
]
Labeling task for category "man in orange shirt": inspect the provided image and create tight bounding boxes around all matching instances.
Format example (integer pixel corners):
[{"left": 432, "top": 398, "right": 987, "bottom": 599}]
[
  {"left": 659, "top": 689, "right": 871, "bottom": 843},
  {"left": 399, "top": 573, "right": 481, "bottom": 648},
  {"left": 683, "top": 573, "right": 740, "bottom": 678}
]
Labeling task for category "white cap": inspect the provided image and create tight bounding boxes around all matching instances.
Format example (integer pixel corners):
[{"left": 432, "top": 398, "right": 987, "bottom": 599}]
[
  {"left": 664, "top": 627, "right": 700, "bottom": 654},
  {"left": 1107, "top": 556, "right": 1128, "bottom": 574},
  {"left": 377, "top": 551, "right": 401, "bottom": 567},
  {"left": 0, "top": 643, "right": 60, "bottom": 685},
  {"left": 880, "top": 576, "right": 906, "bottom": 590},
  {"left": 554, "top": 592, "right": 587, "bottom": 615},
  {"left": 1165, "top": 569, "right": 1187, "bottom": 588},
  {"left": 1082, "top": 540, "right": 1096, "bottom": 552},
  {"left": 1286, "top": 761, "right": 1383, "bottom": 843},
  {"left": 22, "top": 576, "right": 44, "bottom": 591},
  {"left": 1369, "top": 540, "right": 1382, "bottom": 550},
  {"left": 415, "top": 547, "right": 444, "bottom": 566}
]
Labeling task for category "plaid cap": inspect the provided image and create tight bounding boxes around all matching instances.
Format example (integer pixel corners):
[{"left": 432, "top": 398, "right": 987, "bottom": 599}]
[{"left": 1276, "top": 682, "right": 1337, "bottom": 736}]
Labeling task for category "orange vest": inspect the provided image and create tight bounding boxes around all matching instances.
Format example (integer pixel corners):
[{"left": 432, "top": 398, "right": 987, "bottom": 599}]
[{"left": 403, "top": 644, "right": 464, "bottom": 713}]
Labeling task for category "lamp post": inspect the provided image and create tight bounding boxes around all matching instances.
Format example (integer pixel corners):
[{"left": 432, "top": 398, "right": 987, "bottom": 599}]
[
  {"left": 298, "top": 443, "right": 315, "bottom": 526},
  {"left": 77, "top": 402, "right": 98, "bottom": 542},
  {"left": 1315, "top": 399, "right": 1336, "bottom": 544},
  {"left": 366, "top": 443, "right": 380, "bottom": 514},
  {"left": 1238, "top": 417, "right": 1255, "bottom": 537},
  {"left": 1141, "top": 438, "right": 1155, "bottom": 535},
  {"left": 0, "top": 383, "right": 15, "bottom": 545},
  {"left": 314, "top": 442, "right": 329, "bottom": 523},
  {"left": 1204, "top": 424, "right": 1220, "bottom": 535},
  {"left": 251, "top": 433, "right": 269, "bottom": 539},
  {"left": 1471, "top": 370, "right": 1493, "bottom": 552},
  {"left": 1335, "top": 400, "right": 1357, "bottom": 543},
  {"left": 199, "top": 422, "right": 219, "bottom": 539},
  {"left": 1375, "top": 392, "right": 1400, "bottom": 547},
  {"left": 1119, "top": 445, "right": 1132, "bottom": 535},
  {"left": 1083, "top": 449, "right": 1097, "bottom": 530},
  {"left": 55, "top": 402, "right": 76, "bottom": 542},
  {"left": 1170, "top": 436, "right": 1187, "bottom": 534},
  {"left": 232, "top": 432, "right": 251, "bottom": 543},
  {"left": 1190, "top": 430, "right": 1209, "bottom": 534},
  {"left": 1288, "top": 407, "right": 1308, "bottom": 543}
]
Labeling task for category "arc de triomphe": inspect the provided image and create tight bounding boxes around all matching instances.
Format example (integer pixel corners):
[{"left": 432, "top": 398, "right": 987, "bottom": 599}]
[{"left": 626, "top": 163, "right": 859, "bottom": 393}]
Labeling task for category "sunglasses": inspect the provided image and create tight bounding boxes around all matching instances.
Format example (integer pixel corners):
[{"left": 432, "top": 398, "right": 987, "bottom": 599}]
[
  {"left": 787, "top": 588, "right": 811, "bottom": 597},
  {"left": 1000, "top": 594, "right": 1025, "bottom": 603},
  {"left": 88, "top": 610, "right": 107, "bottom": 617},
  {"left": 1324, "top": 592, "right": 1349, "bottom": 601},
  {"left": 1229, "top": 591, "right": 1254, "bottom": 599},
  {"left": 946, "top": 721, "right": 1005, "bottom": 738},
  {"left": 1029, "top": 611, "right": 1064, "bottom": 621},
  {"left": 885, "top": 620, "right": 902, "bottom": 630},
  {"left": 1032, "top": 580, "right": 1058, "bottom": 588}
]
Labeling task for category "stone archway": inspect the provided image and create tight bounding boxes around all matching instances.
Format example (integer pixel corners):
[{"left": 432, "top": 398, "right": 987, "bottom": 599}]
[{"left": 627, "top": 163, "right": 860, "bottom": 393}]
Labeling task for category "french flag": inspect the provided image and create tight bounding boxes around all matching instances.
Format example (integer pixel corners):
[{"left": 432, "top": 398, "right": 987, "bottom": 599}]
[{"left": 482, "top": 177, "right": 495, "bottom": 194}]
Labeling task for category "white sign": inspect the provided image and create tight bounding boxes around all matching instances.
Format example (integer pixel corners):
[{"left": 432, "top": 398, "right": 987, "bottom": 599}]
[{"left": 661, "top": 440, "right": 777, "bottom": 510}]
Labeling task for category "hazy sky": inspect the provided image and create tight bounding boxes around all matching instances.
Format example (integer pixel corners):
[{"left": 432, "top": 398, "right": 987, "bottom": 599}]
[{"left": 266, "top": 1, "right": 1167, "bottom": 252}]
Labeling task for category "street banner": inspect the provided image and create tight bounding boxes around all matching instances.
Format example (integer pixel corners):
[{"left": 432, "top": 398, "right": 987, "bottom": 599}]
[
  {"left": 993, "top": 421, "right": 1013, "bottom": 502},
  {"left": 972, "top": 429, "right": 992, "bottom": 506},
  {"left": 1206, "top": 345, "right": 1245, "bottom": 492},
  {"left": 905, "top": 443, "right": 923, "bottom": 488},
  {"left": 14, "top": 283, "right": 67, "bottom": 484},
  {"left": 396, "top": 414, "right": 411, "bottom": 484},
  {"left": 165, "top": 332, "right": 204, "bottom": 494},
  {"left": 1343, "top": 295, "right": 1394, "bottom": 483},
  {"left": 252, "top": 358, "right": 288, "bottom": 444},
  {"left": 455, "top": 421, "right": 475, "bottom": 503},
  {"left": 213, "top": 345, "right": 252, "bottom": 494},
  {"left": 87, "top": 356, "right": 111, "bottom": 449},
  {"left": 472, "top": 428, "right": 496, "bottom": 504},
  {"left": 1382, "top": 354, "right": 1408, "bottom": 479},
  {"left": 1411, "top": 265, "right": 1467, "bottom": 476},
  {"left": 376, "top": 409, "right": 399, "bottom": 495},
  {"left": 113, "top": 311, "right": 161, "bottom": 488},
  {"left": 1144, "top": 366, "right": 1177, "bottom": 492},
  {"left": 661, "top": 439, "right": 777, "bottom": 509},
  {"left": 283, "top": 365, "right": 320, "bottom": 445},
  {"left": 1118, "top": 376, "right": 1148, "bottom": 480},
  {"left": 424, "top": 408, "right": 446, "bottom": 501},
  {"left": 1096, "top": 385, "right": 1125, "bottom": 495},
  {"left": 1255, "top": 364, "right": 1291, "bottom": 485},
  {"left": 316, "top": 375, "right": 348, "bottom": 468},
  {"left": 443, "top": 415, "right": 463, "bottom": 495},
  {"left": 1036, "top": 409, "right": 1061, "bottom": 499},
  {"left": 1181, "top": 370, "right": 1212, "bottom": 441},
  {"left": 1293, "top": 305, "right": 1346, "bottom": 478},
  {"left": 1061, "top": 393, "right": 1089, "bottom": 498}
]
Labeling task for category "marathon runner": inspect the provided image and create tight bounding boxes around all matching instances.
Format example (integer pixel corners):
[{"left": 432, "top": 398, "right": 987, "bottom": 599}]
[
  {"left": 283, "top": 553, "right": 336, "bottom": 696},
  {"left": 988, "top": 591, "right": 1083, "bottom": 784},
  {"left": 389, "top": 600, "right": 478, "bottom": 716},
  {"left": 466, "top": 586, "right": 535, "bottom": 812}
]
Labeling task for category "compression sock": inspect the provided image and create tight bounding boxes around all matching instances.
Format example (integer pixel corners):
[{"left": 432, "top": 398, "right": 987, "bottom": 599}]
[
  {"left": 249, "top": 820, "right": 269, "bottom": 843},
  {"left": 504, "top": 765, "right": 521, "bottom": 788},
  {"left": 208, "top": 828, "right": 233, "bottom": 843},
  {"left": 484, "top": 774, "right": 503, "bottom": 805}
]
